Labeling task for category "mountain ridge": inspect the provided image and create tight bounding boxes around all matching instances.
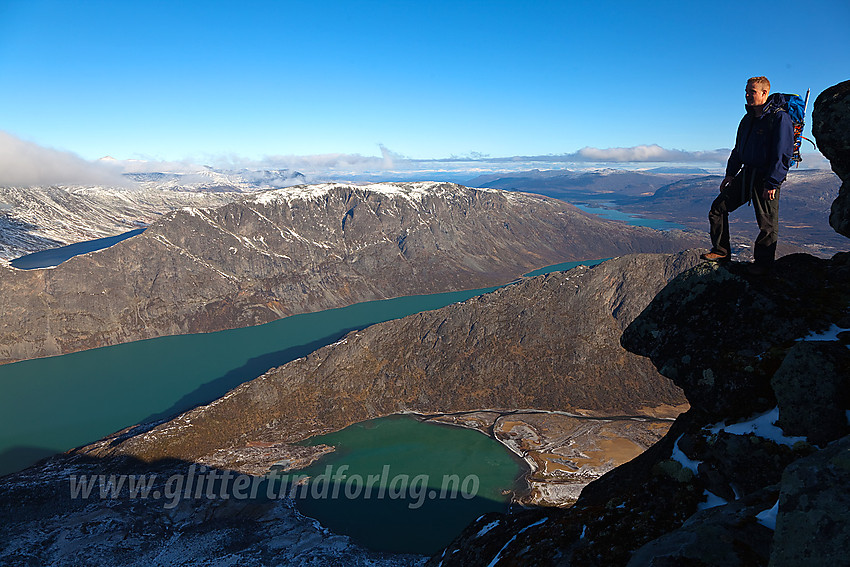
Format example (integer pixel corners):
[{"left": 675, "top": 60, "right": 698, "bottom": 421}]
[{"left": 0, "top": 182, "right": 702, "bottom": 364}]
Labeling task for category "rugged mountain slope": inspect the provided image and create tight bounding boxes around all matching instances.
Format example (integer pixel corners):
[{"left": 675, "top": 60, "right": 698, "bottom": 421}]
[
  {"left": 0, "top": 168, "right": 308, "bottom": 262},
  {"left": 0, "top": 453, "right": 425, "bottom": 567},
  {"left": 77, "top": 251, "right": 700, "bottom": 472},
  {"left": 0, "top": 250, "right": 703, "bottom": 566},
  {"left": 0, "top": 182, "right": 701, "bottom": 363}
]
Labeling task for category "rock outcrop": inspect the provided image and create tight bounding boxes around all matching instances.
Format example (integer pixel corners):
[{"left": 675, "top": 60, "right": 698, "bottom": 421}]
[
  {"left": 0, "top": 182, "right": 701, "bottom": 364},
  {"left": 813, "top": 79, "right": 850, "bottom": 237},
  {"left": 430, "top": 252, "right": 849, "bottom": 566}
]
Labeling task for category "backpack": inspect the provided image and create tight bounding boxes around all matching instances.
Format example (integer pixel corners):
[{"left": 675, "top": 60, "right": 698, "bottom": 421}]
[{"left": 770, "top": 90, "right": 810, "bottom": 167}]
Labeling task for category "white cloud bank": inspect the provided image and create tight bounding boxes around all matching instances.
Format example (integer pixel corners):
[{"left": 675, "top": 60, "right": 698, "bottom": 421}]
[
  {"left": 0, "top": 131, "right": 126, "bottom": 187},
  {"left": 571, "top": 144, "right": 729, "bottom": 163},
  {"left": 3, "top": 134, "right": 829, "bottom": 188}
]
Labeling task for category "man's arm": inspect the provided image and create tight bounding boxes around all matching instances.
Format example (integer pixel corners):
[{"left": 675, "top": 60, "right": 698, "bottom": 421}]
[
  {"left": 722, "top": 117, "right": 746, "bottom": 191},
  {"left": 763, "top": 111, "right": 795, "bottom": 199}
]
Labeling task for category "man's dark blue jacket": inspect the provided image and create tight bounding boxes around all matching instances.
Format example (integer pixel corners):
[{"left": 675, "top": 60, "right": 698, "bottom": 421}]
[{"left": 725, "top": 93, "right": 795, "bottom": 190}]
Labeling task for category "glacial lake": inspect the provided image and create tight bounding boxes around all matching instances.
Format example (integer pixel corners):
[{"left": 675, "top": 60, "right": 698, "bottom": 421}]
[
  {"left": 10, "top": 228, "right": 146, "bottom": 269},
  {"left": 0, "top": 259, "right": 603, "bottom": 477},
  {"left": 287, "top": 415, "right": 526, "bottom": 554},
  {"left": 574, "top": 204, "right": 687, "bottom": 231},
  {"left": 1, "top": 201, "right": 675, "bottom": 477}
]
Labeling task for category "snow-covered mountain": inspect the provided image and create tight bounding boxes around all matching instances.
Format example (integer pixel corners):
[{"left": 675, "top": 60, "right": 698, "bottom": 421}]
[
  {"left": 0, "top": 167, "right": 307, "bottom": 262},
  {"left": 126, "top": 166, "right": 307, "bottom": 192}
]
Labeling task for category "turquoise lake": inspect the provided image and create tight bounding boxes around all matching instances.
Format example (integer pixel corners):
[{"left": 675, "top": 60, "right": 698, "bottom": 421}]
[
  {"left": 0, "top": 259, "right": 601, "bottom": 476},
  {"left": 0, "top": 204, "right": 687, "bottom": 553},
  {"left": 287, "top": 415, "right": 526, "bottom": 555},
  {"left": 574, "top": 203, "right": 687, "bottom": 231}
]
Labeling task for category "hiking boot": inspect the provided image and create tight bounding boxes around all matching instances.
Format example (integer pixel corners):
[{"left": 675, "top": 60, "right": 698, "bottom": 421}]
[{"left": 700, "top": 251, "right": 730, "bottom": 262}]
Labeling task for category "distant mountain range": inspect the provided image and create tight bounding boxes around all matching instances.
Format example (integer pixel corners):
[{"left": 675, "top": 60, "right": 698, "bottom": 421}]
[
  {"left": 125, "top": 166, "right": 307, "bottom": 192},
  {"left": 471, "top": 167, "right": 844, "bottom": 258},
  {"left": 0, "top": 182, "right": 702, "bottom": 363}
]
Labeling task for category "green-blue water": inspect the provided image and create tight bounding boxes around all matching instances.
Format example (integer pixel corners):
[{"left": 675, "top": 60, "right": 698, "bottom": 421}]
[
  {"left": 0, "top": 287, "right": 504, "bottom": 476},
  {"left": 575, "top": 204, "right": 687, "bottom": 231},
  {"left": 0, "top": 259, "right": 602, "bottom": 476},
  {"left": 287, "top": 415, "right": 525, "bottom": 554}
]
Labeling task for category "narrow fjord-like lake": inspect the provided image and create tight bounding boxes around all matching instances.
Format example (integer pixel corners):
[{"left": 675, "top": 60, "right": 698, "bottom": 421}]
[
  {"left": 0, "top": 286, "right": 499, "bottom": 476},
  {"left": 10, "top": 228, "right": 146, "bottom": 269},
  {"left": 0, "top": 258, "right": 602, "bottom": 477},
  {"left": 574, "top": 203, "right": 687, "bottom": 231}
]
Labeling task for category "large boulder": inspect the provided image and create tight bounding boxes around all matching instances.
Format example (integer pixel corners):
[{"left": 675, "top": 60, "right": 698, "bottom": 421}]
[
  {"left": 770, "top": 435, "right": 850, "bottom": 565},
  {"left": 812, "top": 80, "right": 850, "bottom": 237},
  {"left": 620, "top": 253, "right": 850, "bottom": 419},
  {"left": 771, "top": 340, "right": 850, "bottom": 447}
]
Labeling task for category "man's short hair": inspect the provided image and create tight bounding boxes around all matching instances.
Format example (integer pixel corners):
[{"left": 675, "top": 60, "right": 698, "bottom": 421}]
[{"left": 747, "top": 76, "right": 771, "bottom": 92}]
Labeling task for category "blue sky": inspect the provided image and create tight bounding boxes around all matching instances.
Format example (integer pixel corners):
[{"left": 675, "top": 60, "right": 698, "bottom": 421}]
[{"left": 0, "top": 0, "right": 847, "bottom": 175}]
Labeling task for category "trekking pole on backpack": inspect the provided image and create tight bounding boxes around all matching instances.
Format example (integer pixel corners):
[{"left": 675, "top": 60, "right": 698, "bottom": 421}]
[
  {"left": 792, "top": 89, "right": 817, "bottom": 167},
  {"left": 790, "top": 89, "right": 808, "bottom": 167}
]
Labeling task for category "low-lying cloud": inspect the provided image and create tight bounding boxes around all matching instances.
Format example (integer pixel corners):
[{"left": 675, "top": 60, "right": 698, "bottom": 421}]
[
  {"left": 12, "top": 136, "right": 828, "bottom": 189},
  {"left": 0, "top": 131, "right": 126, "bottom": 187},
  {"left": 97, "top": 144, "right": 738, "bottom": 185},
  {"left": 570, "top": 144, "right": 729, "bottom": 163},
  {"left": 213, "top": 144, "right": 732, "bottom": 175},
  {"left": 207, "top": 144, "right": 408, "bottom": 174}
]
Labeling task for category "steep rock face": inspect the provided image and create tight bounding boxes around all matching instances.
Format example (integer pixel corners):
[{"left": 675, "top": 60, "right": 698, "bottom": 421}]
[
  {"left": 433, "top": 252, "right": 849, "bottom": 567},
  {"left": 813, "top": 79, "right": 850, "bottom": 237},
  {"left": 77, "top": 251, "right": 701, "bottom": 474},
  {"left": 621, "top": 254, "right": 850, "bottom": 419},
  {"left": 0, "top": 182, "right": 701, "bottom": 364}
]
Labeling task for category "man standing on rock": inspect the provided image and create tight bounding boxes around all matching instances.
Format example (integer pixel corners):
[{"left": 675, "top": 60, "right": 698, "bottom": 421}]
[{"left": 701, "top": 76, "right": 795, "bottom": 274}]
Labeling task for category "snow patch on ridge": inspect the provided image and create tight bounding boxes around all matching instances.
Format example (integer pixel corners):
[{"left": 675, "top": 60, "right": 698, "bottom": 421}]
[
  {"left": 755, "top": 499, "right": 779, "bottom": 530},
  {"left": 476, "top": 520, "right": 500, "bottom": 538},
  {"left": 250, "top": 181, "right": 505, "bottom": 206},
  {"left": 697, "top": 490, "right": 728, "bottom": 511},
  {"left": 798, "top": 323, "right": 850, "bottom": 345}
]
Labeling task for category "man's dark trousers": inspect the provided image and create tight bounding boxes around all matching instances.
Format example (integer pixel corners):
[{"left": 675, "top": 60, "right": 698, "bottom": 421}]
[{"left": 708, "top": 168, "right": 780, "bottom": 265}]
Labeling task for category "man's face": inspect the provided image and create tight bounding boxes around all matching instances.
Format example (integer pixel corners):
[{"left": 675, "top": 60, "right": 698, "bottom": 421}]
[{"left": 746, "top": 82, "right": 769, "bottom": 106}]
